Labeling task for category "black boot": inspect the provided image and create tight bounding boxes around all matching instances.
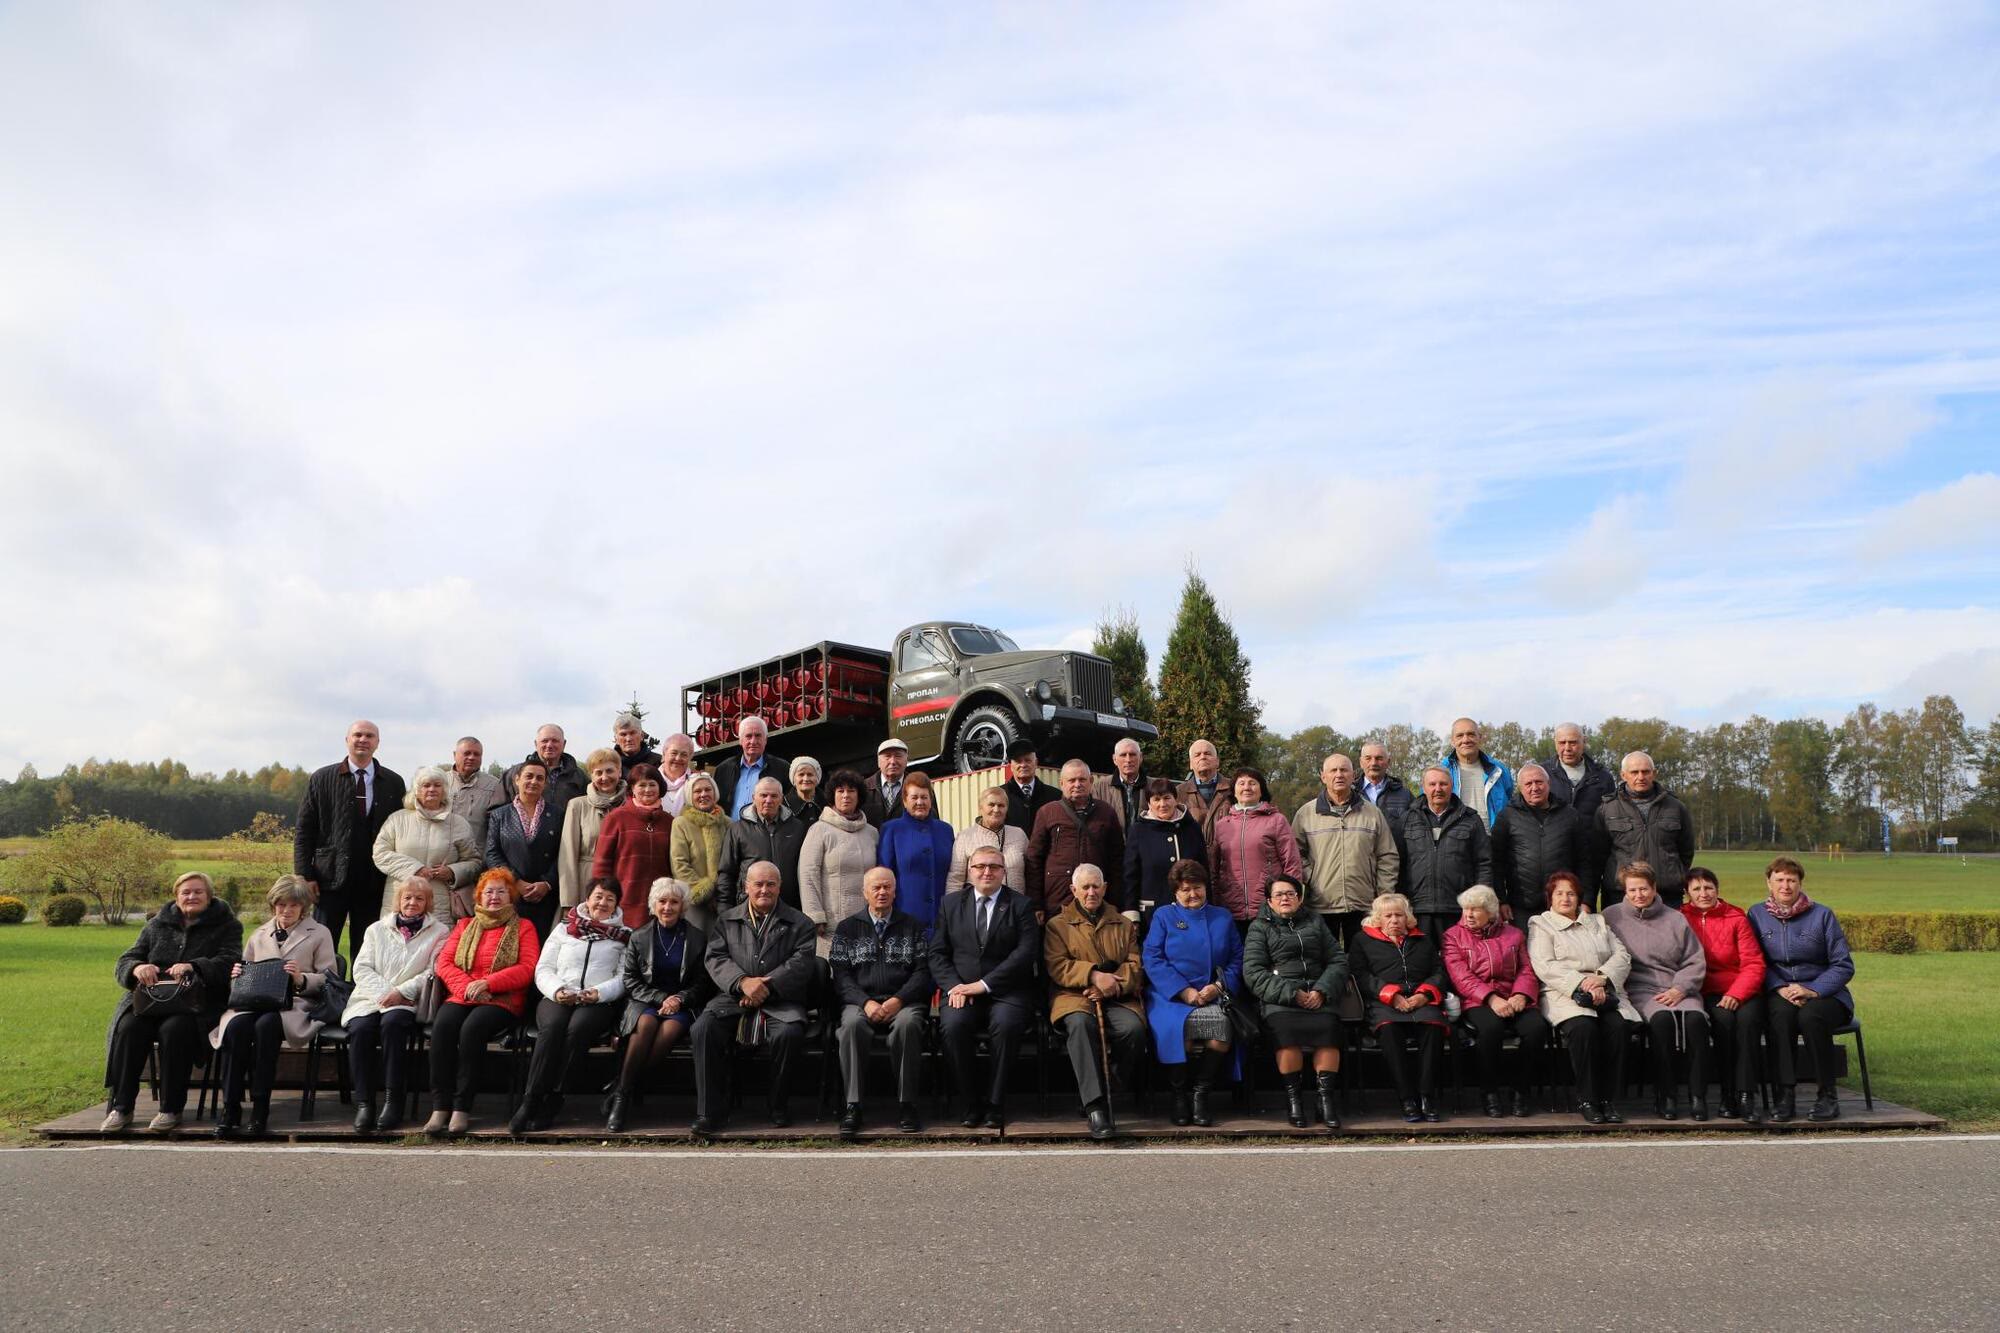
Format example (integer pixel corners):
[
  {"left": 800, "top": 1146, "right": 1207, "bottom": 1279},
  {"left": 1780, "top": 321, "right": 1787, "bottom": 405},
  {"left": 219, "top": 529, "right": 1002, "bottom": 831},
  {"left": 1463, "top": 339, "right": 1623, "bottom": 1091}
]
[
  {"left": 1483, "top": 1093, "right": 1504, "bottom": 1119},
  {"left": 1510, "top": 1089, "right": 1531, "bottom": 1118},
  {"left": 1717, "top": 1087, "right": 1741, "bottom": 1119},
  {"left": 246, "top": 1100, "right": 270, "bottom": 1139},
  {"left": 376, "top": 1093, "right": 404, "bottom": 1136},
  {"left": 1191, "top": 1048, "right": 1227, "bottom": 1128},
  {"left": 1772, "top": 1087, "right": 1796, "bottom": 1123},
  {"left": 1808, "top": 1087, "right": 1841, "bottom": 1122},
  {"left": 214, "top": 1102, "right": 242, "bottom": 1140},
  {"left": 1689, "top": 1096, "right": 1709, "bottom": 1122},
  {"left": 1598, "top": 1100, "right": 1624, "bottom": 1124},
  {"left": 1419, "top": 1096, "right": 1441, "bottom": 1123},
  {"left": 1737, "top": 1092, "right": 1762, "bottom": 1126},
  {"left": 1655, "top": 1094, "right": 1679, "bottom": 1121},
  {"left": 1282, "top": 1072, "right": 1311, "bottom": 1128},
  {"left": 1167, "top": 1065, "right": 1193, "bottom": 1127},
  {"left": 1401, "top": 1098, "right": 1423, "bottom": 1124},
  {"left": 838, "top": 1103, "right": 863, "bottom": 1138},
  {"left": 509, "top": 1100, "right": 534, "bottom": 1137},
  {"left": 1315, "top": 1072, "right": 1340, "bottom": 1129},
  {"left": 605, "top": 1093, "right": 628, "bottom": 1134},
  {"left": 353, "top": 1100, "right": 376, "bottom": 1135}
]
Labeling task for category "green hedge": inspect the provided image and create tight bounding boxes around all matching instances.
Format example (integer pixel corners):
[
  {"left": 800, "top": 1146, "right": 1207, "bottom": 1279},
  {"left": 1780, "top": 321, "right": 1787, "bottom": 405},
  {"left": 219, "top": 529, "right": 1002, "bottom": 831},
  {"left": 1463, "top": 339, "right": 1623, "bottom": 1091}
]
[
  {"left": 41, "top": 895, "right": 88, "bottom": 927},
  {"left": 0, "top": 895, "right": 25, "bottom": 924},
  {"left": 1845, "top": 912, "right": 2000, "bottom": 953}
]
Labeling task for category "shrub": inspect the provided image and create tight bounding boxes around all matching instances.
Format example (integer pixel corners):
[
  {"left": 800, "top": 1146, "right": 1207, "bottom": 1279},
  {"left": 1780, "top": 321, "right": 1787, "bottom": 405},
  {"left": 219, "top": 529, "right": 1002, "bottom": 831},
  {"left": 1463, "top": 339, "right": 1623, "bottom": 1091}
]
[
  {"left": 1844, "top": 911, "right": 2000, "bottom": 953},
  {"left": 42, "top": 894, "right": 89, "bottom": 926},
  {"left": 0, "top": 896, "right": 26, "bottom": 924}
]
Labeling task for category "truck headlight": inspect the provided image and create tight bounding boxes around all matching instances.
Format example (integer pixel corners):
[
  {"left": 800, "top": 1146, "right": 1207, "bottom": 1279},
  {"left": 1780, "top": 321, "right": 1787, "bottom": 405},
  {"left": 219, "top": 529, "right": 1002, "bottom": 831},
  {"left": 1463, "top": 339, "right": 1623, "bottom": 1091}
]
[
  {"left": 1034, "top": 680, "right": 1053, "bottom": 703},
  {"left": 1112, "top": 695, "right": 1126, "bottom": 716}
]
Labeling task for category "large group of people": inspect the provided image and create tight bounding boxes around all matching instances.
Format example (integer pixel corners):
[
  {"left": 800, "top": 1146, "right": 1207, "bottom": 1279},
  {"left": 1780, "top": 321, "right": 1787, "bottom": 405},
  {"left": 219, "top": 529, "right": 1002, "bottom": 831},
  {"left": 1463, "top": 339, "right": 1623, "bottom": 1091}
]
[{"left": 96, "top": 716, "right": 1857, "bottom": 1138}]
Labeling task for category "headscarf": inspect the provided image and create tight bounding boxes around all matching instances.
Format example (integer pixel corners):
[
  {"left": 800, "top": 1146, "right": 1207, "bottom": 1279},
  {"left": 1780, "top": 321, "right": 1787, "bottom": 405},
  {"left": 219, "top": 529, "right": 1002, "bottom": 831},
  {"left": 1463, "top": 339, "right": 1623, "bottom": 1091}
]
[{"left": 453, "top": 901, "right": 522, "bottom": 976}]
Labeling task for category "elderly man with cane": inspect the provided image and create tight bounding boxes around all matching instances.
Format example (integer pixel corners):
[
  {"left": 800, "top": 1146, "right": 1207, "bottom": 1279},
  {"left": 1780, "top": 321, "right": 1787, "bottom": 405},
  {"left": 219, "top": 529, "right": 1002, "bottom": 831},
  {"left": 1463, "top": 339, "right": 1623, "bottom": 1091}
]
[{"left": 1044, "top": 863, "right": 1144, "bottom": 1140}]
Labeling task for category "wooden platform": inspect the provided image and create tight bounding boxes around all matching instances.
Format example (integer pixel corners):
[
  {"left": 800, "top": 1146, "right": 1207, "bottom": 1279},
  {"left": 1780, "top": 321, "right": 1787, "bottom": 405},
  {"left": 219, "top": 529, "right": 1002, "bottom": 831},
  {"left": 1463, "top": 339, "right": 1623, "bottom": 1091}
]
[{"left": 36, "top": 1085, "right": 1941, "bottom": 1144}]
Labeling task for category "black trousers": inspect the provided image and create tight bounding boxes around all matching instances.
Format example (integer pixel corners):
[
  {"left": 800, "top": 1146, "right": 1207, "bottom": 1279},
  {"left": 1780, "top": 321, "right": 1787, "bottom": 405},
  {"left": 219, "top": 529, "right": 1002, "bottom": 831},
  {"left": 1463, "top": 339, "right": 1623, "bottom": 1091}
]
[
  {"left": 524, "top": 999, "right": 620, "bottom": 1101},
  {"left": 1416, "top": 914, "right": 1455, "bottom": 946},
  {"left": 428, "top": 1002, "right": 515, "bottom": 1112},
  {"left": 938, "top": 997, "right": 1029, "bottom": 1108},
  {"left": 1058, "top": 1008, "right": 1145, "bottom": 1107},
  {"left": 313, "top": 889, "right": 380, "bottom": 969},
  {"left": 1374, "top": 1022, "right": 1443, "bottom": 1103},
  {"left": 1460, "top": 1005, "right": 1551, "bottom": 1096},
  {"left": 1641, "top": 1009, "right": 1710, "bottom": 1099},
  {"left": 346, "top": 1008, "right": 419, "bottom": 1103},
  {"left": 690, "top": 1003, "right": 804, "bottom": 1120},
  {"left": 1767, "top": 993, "right": 1846, "bottom": 1091},
  {"left": 1557, "top": 1011, "right": 1629, "bottom": 1106},
  {"left": 109, "top": 1010, "right": 205, "bottom": 1115},
  {"left": 219, "top": 1010, "right": 286, "bottom": 1105},
  {"left": 1321, "top": 912, "right": 1365, "bottom": 949},
  {"left": 1701, "top": 993, "right": 1765, "bottom": 1097}
]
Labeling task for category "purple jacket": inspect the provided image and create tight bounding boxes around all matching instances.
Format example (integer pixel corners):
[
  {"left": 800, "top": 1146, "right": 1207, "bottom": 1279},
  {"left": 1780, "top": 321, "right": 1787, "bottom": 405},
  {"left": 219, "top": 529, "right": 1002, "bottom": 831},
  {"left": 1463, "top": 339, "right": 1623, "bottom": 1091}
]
[
  {"left": 1747, "top": 901, "right": 1854, "bottom": 1013},
  {"left": 1442, "top": 921, "right": 1541, "bottom": 1009}
]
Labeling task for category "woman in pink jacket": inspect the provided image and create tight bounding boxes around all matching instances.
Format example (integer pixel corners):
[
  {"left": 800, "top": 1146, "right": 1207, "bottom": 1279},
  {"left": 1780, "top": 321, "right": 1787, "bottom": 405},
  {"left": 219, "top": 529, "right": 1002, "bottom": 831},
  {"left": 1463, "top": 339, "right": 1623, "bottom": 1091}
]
[
  {"left": 1210, "top": 768, "right": 1304, "bottom": 930},
  {"left": 1443, "top": 884, "right": 1547, "bottom": 1118}
]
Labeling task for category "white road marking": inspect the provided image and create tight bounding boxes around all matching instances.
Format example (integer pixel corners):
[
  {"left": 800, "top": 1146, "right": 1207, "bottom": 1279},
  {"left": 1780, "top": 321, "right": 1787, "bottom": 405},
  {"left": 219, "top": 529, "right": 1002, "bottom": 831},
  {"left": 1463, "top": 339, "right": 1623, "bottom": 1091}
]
[{"left": 6, "top": 1133, "right": 1997, "bottom": 1162}]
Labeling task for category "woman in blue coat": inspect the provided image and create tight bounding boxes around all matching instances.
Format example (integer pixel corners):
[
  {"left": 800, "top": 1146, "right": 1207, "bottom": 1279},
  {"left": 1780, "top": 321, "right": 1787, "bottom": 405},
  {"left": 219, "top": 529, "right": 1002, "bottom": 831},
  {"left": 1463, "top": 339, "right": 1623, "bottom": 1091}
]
[
  {"left": 1747, "top": 856, "right": 1854, "bottom": 1124},
  {"left": 1142, "top": 858, "right": 1242, "bottom": 1127},
  {"left": 877, "top": 773, "right": 955, "bottom": 931}
]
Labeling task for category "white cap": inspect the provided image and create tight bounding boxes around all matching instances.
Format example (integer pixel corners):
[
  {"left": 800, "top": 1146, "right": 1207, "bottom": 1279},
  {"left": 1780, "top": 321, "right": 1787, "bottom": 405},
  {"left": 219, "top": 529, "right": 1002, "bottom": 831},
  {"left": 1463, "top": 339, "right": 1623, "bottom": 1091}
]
[{"left": 877, "top": 737, "right": 910, "bottom": 754}]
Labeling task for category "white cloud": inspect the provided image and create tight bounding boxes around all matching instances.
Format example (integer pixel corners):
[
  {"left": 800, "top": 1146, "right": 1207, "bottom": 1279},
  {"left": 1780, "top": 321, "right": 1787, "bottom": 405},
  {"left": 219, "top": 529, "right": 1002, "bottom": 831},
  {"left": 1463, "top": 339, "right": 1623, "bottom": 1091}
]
[
  {"left": 1858, "top": 473, "right": 2000, "bottom": 559},
  {"left": 2, "top": 5, "right": 1999, "bottom": 775}
]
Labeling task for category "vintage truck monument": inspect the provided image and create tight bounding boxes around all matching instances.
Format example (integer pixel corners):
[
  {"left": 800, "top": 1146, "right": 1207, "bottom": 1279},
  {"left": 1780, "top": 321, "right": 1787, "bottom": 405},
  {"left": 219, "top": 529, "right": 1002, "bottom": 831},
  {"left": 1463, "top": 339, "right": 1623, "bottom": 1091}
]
[{"left": 683, "top": 620, "right": 1158, "bottom": 774}]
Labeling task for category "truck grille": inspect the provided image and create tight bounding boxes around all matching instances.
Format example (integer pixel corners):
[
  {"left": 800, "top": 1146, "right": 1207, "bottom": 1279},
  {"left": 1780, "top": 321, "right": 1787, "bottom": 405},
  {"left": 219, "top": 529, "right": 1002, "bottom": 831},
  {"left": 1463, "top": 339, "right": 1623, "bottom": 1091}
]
[{"left": 1071, "top": 657, "right": 1116, "bottom": 712}]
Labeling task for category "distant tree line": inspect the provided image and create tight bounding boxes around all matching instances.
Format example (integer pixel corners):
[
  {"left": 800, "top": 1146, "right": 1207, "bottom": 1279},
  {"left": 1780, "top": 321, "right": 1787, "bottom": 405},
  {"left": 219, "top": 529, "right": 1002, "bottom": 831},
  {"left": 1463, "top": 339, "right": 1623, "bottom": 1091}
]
[
  {"left": 1098, "top": 572, "right": 2000, "bottom": 854},
  {"left": 0, "top": 758, "right": 308, "bottom": 840}
]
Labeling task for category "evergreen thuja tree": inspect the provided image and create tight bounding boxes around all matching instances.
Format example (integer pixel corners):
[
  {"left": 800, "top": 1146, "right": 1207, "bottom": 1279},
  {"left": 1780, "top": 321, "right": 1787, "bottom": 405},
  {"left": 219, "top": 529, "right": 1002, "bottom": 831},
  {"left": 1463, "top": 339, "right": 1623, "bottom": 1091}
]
[
  {"left": 1154, "top": 568, "right": 1263, "bottom": 774},
  {"left": 1091, "top": 606, "right": 1157, "bottom": 725}
]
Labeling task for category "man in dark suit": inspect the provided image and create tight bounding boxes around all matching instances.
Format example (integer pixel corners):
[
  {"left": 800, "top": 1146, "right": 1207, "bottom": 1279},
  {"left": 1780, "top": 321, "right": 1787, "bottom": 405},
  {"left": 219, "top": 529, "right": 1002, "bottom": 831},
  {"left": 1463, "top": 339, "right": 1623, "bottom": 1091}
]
[
  {"left": 929, "top": 846, "right": 1041, "bottom": 1129},
  {"left": 860, "top": 737, "right": 909, "bottom": 828},
  {"left": 690, "top": 861, "right": 818, "bottom": 1137},
  {"left": 293, "top": 719, "right": 406, "bottom": 961},
  {"left": 1001, "top": 740, "right": 1060, "bottom": 834}
]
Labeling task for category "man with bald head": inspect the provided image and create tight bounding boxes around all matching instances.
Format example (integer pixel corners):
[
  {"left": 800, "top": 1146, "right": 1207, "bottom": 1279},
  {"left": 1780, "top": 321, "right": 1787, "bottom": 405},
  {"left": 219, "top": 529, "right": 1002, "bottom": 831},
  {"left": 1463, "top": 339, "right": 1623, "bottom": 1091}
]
[
  {"left": 294, "top": 719, "right": 407, "bottom": 960},
  {"left": 1441, "top": 717, "right": 1514, "bottom": 832},
  {"left": 506, "top": 723, "right": 587, "bottom": 813},
  {"left": 1293, "top": 753, "right": 1399, "bottom": 947},
  {"left": 1027, "top": 759, "right": 1128, "bottom": 918},
  {"left": 1595, "top": 751, "right": 1696, "bottom": 907}
]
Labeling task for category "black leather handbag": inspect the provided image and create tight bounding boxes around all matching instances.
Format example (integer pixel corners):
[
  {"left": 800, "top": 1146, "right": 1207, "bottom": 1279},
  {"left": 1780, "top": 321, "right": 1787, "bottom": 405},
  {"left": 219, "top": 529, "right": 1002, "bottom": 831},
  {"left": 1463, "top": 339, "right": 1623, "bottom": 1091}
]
[
  {"left": 132, "top": 976, "right": 205, "bottom": 1018},
  {"left": 227, "top": 958, "right": 293, "bottom": 1013}
]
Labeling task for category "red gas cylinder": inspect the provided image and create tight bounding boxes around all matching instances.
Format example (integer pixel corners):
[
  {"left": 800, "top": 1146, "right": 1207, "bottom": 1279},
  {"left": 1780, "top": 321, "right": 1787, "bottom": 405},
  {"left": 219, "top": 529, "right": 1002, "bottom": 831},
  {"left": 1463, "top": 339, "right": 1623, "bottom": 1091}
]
[
  {"left": 755, "top": 680, "right": 776, "bottom": 704},
  {"left": 794, "top": 696, "right": 818, "bottom": 722},
  {"left": 734, "top": 686, "right": 756, "bottom": 710},
  {"left": 775, "top": 673, "right": 798, "bottom": 698},
  {"left": 772, "top": 705, "right": 794, "bottom": 729},
  {"left": 719, "top": 695, "right": 742, "bottom": 719}
]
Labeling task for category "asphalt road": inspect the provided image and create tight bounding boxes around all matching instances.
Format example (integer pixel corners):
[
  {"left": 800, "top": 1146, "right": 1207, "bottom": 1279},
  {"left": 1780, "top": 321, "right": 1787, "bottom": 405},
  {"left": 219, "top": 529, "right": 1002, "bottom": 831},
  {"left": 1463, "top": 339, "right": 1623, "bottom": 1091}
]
[{"left": 4, "top": 1135, "right": 1997, "bottom": 1332}]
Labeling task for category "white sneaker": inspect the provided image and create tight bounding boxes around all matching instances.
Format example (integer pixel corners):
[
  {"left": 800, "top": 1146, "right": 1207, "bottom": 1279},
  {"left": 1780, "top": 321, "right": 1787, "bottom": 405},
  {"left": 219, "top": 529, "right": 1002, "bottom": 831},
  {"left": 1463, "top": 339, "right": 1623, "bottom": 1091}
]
[
  {"left": 99, "top": 1109, "right": 130, "bottom": 1133},
  {"left": 147, "top": 1111, "right": 181, "bottom": 1132}
]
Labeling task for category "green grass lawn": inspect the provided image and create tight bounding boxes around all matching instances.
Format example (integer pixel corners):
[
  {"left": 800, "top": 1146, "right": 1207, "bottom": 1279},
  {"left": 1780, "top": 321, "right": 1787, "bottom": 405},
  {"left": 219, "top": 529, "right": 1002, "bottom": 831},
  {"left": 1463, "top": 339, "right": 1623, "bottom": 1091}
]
[
  {"left": 3, "top": 925, "right": 1996, "bottom": 1136},
  {"left": 1687, "top": 850, "right": 1999, "bottom": 914}
]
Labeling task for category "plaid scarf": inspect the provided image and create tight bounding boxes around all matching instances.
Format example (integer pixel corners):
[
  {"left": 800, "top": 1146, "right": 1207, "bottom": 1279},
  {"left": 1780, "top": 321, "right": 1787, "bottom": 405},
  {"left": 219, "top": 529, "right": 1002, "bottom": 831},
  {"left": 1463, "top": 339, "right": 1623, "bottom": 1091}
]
[{"left": 563, "top": 906, "right": 631, "bottom": 945}]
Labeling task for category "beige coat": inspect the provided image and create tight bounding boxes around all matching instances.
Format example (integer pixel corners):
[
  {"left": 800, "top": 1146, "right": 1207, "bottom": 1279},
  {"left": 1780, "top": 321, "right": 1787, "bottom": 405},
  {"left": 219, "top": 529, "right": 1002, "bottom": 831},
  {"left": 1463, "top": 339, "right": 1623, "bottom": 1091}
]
[
  {"left": 798, "top": 808, "right": 879, "bottom": 956},
  {"left": 1291, "top": 794, "right": 1400, "bottom": 915},
  {"left": 670, "top": 804, "right": 730, "bottom": 929},
  {"left": 209, "top": 916, "right": 338, "bottom": 1049},
  {"left": 945, "top": 821, "right": 1030, "bottom": 895},
  {"left": 446, "top": 769, "right": 507, "bottom": 850},
  {"left": 557, "top": 784, "right": 627, "bottom": 908},
  {"left": 371, "top": 806, "right": 480, "bottom": 924},
  {"left": 1528, "top": 910, "right": 1641, "bottom": 1025}
]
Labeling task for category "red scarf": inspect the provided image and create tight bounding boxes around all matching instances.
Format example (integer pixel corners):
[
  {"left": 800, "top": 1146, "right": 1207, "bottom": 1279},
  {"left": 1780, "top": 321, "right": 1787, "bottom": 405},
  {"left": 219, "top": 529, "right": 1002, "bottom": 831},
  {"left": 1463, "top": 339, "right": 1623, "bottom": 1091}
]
[
  {"left": 564, "top": 906, "right": 631, "bottom": 944},
  {"left": 1763, "top": 889, "right": 1814, "bottom": 922}
]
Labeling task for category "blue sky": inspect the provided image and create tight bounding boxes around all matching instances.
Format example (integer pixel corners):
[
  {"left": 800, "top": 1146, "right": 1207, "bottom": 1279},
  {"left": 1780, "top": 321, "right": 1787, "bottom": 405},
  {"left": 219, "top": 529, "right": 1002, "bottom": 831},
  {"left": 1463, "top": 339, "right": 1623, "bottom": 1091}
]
[{"left": 3, "top": 2, "right": 1998, "bottom": 776}]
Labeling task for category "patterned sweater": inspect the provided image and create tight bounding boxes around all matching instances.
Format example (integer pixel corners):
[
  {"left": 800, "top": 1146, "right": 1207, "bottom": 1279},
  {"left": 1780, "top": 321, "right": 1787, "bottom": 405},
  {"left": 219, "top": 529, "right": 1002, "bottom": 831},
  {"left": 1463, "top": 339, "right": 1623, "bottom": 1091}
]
[{"left": 829, "top": 910, "right": 934, "bottom": 1009}]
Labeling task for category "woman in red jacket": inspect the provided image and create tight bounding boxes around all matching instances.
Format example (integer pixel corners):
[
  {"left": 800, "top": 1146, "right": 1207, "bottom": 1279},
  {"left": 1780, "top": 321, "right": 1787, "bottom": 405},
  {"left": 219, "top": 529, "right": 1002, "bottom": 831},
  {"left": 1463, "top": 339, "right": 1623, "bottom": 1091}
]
[
  {"left": 1681, "top": 866, "right": 1767, "bottom": 1125},
  {"left": 592, "top": 764, "right": 673, "bottom": 929},
  {"left": 424, "top": 868, "right": 543, "bottom": 1137}
]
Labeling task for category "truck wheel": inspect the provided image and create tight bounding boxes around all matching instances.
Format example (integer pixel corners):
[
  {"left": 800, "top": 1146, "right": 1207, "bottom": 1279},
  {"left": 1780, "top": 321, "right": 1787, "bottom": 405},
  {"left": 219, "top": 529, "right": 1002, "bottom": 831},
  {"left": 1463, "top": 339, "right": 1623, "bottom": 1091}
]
[{"left": 952, "top": 704, "right": 1024, "bottom": 774}]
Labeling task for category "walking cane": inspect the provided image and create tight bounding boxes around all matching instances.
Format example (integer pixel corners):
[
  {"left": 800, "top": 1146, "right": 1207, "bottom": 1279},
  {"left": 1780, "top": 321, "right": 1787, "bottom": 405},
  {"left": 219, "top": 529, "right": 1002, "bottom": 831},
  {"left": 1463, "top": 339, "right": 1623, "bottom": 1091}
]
[{"left": 1092, "top": 994, "right": 1117, "bottom": 1136}]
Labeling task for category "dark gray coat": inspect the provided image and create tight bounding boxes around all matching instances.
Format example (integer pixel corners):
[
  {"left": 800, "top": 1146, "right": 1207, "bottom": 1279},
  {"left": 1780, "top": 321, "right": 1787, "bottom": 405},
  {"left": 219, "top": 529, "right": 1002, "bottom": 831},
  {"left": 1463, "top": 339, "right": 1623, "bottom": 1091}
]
[
  {"left": 103, "top": 899, "right": 242, "bottom": 1086},
  {"left": 1490, "top": 793, "right": 1585, "bottom": 917},
  {"left": 1399, "top": 796, "right": 1493, "bottom": 917},
  {"left": 702, "top": 901, "right": 818, "bottom": 1024}
]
